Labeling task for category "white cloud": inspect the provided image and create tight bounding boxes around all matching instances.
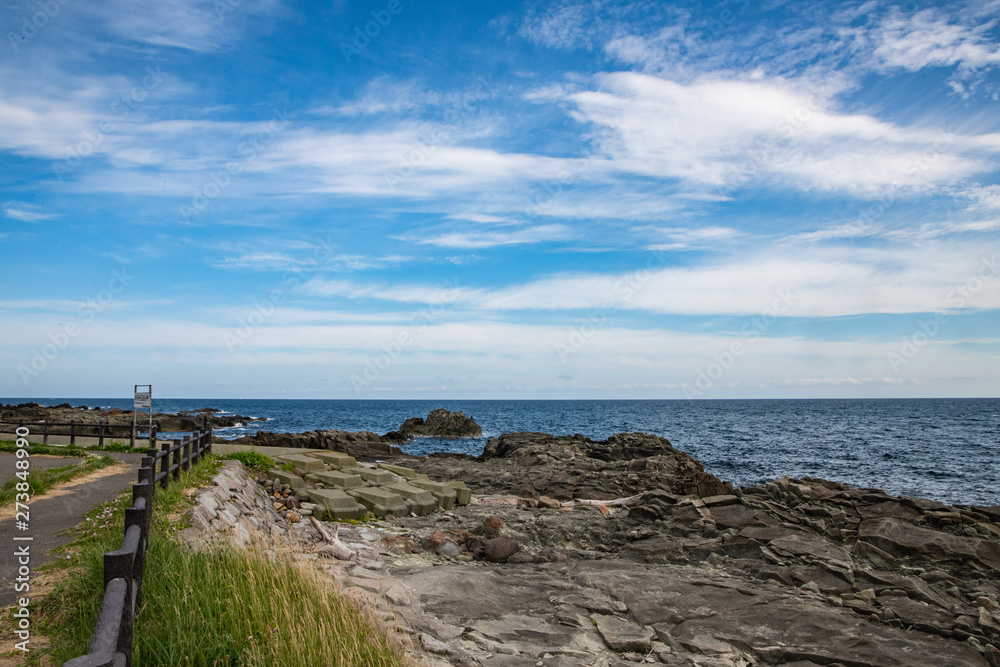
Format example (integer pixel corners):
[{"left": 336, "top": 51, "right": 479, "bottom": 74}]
[
  {"left": 874, "top": 8, "right": 1000, "bottom": 71},
  {"left": 3, "top": 202, "right": 57, "bottom": 222},
  {"left": 417, "top": 224, "right": 572, "bottom": 248},
  {"left": 566, "top": 71, "right": 1000, "bottom": 195},
  {"left": 90, "top": 0, "right": 281, "bottom": 52},
  {"left": 302, "top": 239, "right": 1000, "bottom": 318}
]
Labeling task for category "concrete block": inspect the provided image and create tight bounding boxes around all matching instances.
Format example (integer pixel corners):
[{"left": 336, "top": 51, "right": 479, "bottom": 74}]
[
  {"left": 408, "top": 480, "right": 457, "bottom": 510},
  {"left": 309, "top": 451, "right": 357, "bottom": 469},
  {"left": 275, "top": 454, "right": 326, "bottom": 472},
  {"left": 378, "top": 463, "right": 418, "bottom": 479},
  {"left": 267, "top": 470, "right": 306, "bottom": 490},
  {"left": 346, "top": 487, "right": 409, "bottom": 518},
  {"left": 309, "top": 470, "right": 366, "bottom": 489},
  {"left": 448, "top": 481, "right": 472, "bottom": 505},
  {"left": 306, "top": 489, "right": 367, "bottom": 521},
  {"left": 342, "top": 467, "right": 396, "bottom": 486},
  {"left": 384, "top": 482, "right": 438, "bottom": 516}
]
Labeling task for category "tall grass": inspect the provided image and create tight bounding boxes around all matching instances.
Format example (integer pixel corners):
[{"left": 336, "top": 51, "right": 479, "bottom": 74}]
[{"left": 38, "top": 456, "right": 408, "bottom": 666}]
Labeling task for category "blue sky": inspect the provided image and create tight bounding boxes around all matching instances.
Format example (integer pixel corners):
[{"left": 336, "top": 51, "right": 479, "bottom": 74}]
[{"left": 1, "top": 0, "right": 999, "bottom": 399}]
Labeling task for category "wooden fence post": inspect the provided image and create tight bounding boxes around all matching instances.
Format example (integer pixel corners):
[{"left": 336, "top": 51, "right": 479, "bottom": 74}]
[
  {"left": 69, "top": 420, "right": 76, "bottom": 446},
  {"left": 43, "top": 418, "right": 49, "bottom": 444},
  {"left": 171, "top": 439, "right": 181, "bottom": 482},
  {"left": 158, "top": 428, "right": 169, "bottom": 489},
  {"left": 98, "top": 420, "right": 106, "bottom": 449}
]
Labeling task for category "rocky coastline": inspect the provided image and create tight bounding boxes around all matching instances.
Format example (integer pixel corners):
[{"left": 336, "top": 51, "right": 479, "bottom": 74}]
[
  {"left": 0, "top": 402, "right": 265, "bottom": 432},
  {"left": 198, "top": 409, "right": 1000, "bottom": 667}
]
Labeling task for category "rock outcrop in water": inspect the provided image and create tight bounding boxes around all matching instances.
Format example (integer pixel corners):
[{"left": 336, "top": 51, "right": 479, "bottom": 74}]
[{"left": 384, "top": 408, "right": 482, "bottom": 442}]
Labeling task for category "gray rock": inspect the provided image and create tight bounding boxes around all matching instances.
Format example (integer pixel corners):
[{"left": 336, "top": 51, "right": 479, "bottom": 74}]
[{"left": 592, "top": 614, "right": 654, "bottom": 653}]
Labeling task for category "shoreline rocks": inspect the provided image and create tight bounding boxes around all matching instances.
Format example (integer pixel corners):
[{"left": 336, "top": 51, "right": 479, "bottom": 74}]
[
  {"left": 179, "top": 412, "right": 1000, "bottom": 666},
  {"left": 215, "top": 409, "right": 482, "bottom": 459},
  {"left": 0, "top": 402, "right": 264, "bottom": 433}
]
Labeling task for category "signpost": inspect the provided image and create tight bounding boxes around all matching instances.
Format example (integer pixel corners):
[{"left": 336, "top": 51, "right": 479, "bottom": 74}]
[{"left": 133, "top": 385, "right": 152, "bottom": 447}]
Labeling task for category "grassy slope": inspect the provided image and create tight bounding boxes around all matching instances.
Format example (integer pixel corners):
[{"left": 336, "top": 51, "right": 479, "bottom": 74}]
[{"left": 25, "top": 455, "right": 407, "bottom": 666}]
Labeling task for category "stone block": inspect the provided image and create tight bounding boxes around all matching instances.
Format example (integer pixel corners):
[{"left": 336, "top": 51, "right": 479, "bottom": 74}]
[
  {"left": 309, "top": 470, "right": 366, "bottom": 489},
  {"left": 448, "top": 481, "right": 472, "bottom": 505},
  {"left": 306, "top": 489, "right": 367, "bottom": 521},
  {"left": 384, "top": 482, "right": 438, "bottom": 516},
  {"left": 408, "top": 480, "right": 457, "bottom": 510},
  {"left": 309, "top": 451, "right": 357, "bottom": 468},
  {"left": 347, "top": 487, "right": 410, "bottom": 518},
  {"left": 267, "top": 470, "right": 306, "bottom": 490},
  {"left": 275, "top": 454, "right": 326, "bottom": 472},
  {"left": 342, "top": 467, "right": 396, "bottom": 486}
]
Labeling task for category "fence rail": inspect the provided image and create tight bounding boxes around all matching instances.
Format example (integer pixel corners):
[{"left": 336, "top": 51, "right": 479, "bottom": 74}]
[
  {"left": 62, "top": 427, "right": 213, "bottom": 667},
  {"left": 0, "top": 419, "right": 154, "bottom": 448}
]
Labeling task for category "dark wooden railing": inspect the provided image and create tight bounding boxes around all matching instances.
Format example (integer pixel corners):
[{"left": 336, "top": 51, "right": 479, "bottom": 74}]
[
  {"left": 0, "top": 419, "right": 151, "bottom": 448},
  {"left": 62, "top": 427, "right": 213, "bottom": 667}
]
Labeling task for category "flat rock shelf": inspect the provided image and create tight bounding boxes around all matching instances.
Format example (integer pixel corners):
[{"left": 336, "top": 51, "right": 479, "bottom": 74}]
[{"left": 178, "top": 427, "right": 1000, "bottom": 667}]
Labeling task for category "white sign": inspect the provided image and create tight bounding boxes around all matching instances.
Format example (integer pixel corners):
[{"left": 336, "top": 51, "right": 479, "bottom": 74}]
[{"left": 134, "top": 391, "right": 151, "bottom": 409}]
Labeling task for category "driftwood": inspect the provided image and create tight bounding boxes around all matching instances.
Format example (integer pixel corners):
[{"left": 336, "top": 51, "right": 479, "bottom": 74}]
[
  {"left": 310, "top": 516, "right": 356, "bottom": 560},
  {"left": 572, "top": 493, "right": 644, "bottom": 507}
]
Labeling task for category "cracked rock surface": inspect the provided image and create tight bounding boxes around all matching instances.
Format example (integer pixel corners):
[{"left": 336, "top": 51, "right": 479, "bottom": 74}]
[{"left": 186, "top": 428, "right": 1000, "bottom": 666}]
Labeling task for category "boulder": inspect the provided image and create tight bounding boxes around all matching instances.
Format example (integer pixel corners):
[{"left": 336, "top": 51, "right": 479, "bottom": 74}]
[{"left": 483, "top": 536, "right": 520, "bottom": 562}]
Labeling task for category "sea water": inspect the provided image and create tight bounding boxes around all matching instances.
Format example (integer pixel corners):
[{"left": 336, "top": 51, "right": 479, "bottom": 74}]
[{"left": 6, "top": 398, "right": 997, "bottom": 507}]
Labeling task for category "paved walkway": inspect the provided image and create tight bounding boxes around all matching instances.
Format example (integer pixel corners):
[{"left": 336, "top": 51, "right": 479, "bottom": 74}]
[{"left": 0, "top": 452, "right": 142, "bottom": 607}]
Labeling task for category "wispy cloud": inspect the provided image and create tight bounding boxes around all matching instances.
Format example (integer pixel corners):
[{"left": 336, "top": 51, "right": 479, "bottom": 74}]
[
  {"left": 3, "top": 202, "right": 57, "bottom": 222},
  {"left": 416, "top": 223, "right": 572, "bottom": 248},
  {"left": 874, "top": 7, "right": 1000, "bottom": 71}
]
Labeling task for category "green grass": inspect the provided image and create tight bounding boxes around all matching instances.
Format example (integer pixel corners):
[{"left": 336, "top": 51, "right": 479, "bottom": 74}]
[
  {"left": 0, "top": 454, "right": 118, "bottom": 507},
  {"left": 221, "top": 450, "right": 277, "bottom": 471},
  {"left": 32, "top": 455, "right": 407, "bottom": 667},
  {"left": 0, "top": 439, "right": 149, "bottom": 456}
]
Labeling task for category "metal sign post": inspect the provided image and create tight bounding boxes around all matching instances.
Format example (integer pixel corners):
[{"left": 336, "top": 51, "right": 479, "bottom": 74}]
[{"left": 133, "top": 385, "right": 152, "bottom": 447}]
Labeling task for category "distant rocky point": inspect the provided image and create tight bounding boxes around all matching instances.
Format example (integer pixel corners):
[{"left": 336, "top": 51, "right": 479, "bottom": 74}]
[
  {"left": 216, "top": 408, "right": 482, "bottom": 459},
  {"left": 0, "top": 402, "right": 264, "bottom": 433}
]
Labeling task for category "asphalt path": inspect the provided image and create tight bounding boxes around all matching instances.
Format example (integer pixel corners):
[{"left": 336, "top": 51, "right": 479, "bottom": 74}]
[{"left": 0, "top": 451, "right": 143, "bottom": 607}]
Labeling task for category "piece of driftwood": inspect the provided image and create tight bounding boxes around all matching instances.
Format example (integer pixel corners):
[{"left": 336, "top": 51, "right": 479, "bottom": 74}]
[{"left": 573, "top": 493, "right": 644, "bottom": 507}]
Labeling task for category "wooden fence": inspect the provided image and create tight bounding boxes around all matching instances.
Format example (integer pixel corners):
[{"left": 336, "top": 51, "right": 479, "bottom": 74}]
[
  {"left": 0, "top": 419, "right": 147, "bottom": 448},
  {"left": 62, "top": 427, "right": 213, "bottom": 667}
]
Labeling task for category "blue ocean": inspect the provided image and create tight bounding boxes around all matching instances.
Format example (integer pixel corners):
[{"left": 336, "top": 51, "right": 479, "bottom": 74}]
[{"left": 6, "top": 398, "right": 998, "bottom": 507}]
